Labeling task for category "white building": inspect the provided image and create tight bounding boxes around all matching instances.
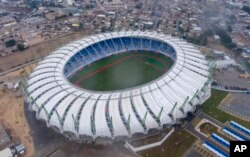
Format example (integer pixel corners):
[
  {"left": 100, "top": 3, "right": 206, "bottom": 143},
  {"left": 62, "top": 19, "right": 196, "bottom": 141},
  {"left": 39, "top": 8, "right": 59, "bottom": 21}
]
[
  {"left": 24, "top": 31, "right": 212, "bottom": 142},
  {"left": 66, "top": 0, "right": 74, "bottom": 6}
]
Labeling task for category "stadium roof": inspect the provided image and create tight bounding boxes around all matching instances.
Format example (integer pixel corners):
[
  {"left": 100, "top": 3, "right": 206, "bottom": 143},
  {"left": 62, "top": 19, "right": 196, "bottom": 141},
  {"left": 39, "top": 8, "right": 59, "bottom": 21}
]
[{"left": 23, "top": 31, "right": 211, "bottom": 140}]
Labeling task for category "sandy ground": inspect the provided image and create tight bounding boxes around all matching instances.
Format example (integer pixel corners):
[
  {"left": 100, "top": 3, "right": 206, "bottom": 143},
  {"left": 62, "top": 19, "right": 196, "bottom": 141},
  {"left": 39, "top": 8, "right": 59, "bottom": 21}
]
[
  {"left": 0, "top": 63, "right": 35, "bottom": 81},
  {"left": 0, "top": 63, "right": 36, "bottom": 157},
  {"left": 0, "top": 32, "right": 77, "bottom": 156},
  {"left": 0, "top": 32, "right": 89, "bottom": 72},
  {"left": 0, "top": 89, "right": 35, "bottom": 157}
]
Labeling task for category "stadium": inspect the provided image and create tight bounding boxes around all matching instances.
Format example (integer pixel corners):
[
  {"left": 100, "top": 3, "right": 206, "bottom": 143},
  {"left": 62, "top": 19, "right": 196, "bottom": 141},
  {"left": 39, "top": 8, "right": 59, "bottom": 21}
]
[{"left": 22, "top": 31, "right": 212, "bottom": 143}]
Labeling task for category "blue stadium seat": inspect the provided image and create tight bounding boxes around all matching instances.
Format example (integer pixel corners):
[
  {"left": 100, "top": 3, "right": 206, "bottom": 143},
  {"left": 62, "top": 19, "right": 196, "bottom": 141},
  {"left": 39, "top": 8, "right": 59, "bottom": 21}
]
[
  {"left": 64, "top": 62, "right": 75, "bottom": 77},
  {"left": 86, "top": 46, "right": 96, "bottom": 55},
  {"left": 159, "top": 43, "right": 168, "bottom": 53},
  {"left": 74, "top": 53, "right": 82, "bottom": 60},
  {"left": 121, "top": 37, "right": 133, "bottom": 51},
  {"left": 141, "top": 38, "right": 151, "bottom": 50},
  {"left": 92, "top": 43, "right": 104, "bottom": 55},
  {"left": 80, "top": 49, "right": 89, "bottom": 56},
  {"left": 99, "top": 41, "right": 109, "bottom": 55},
  {"left": 105, "top": 39, "right": 116, "bottom": 53},
  {"left": 158, "top": 43, "right": 176, "bottom": 59},
  {"left": 69, "top": 58, "right": 78, "bottom": 68},
  {"left": 85, "top": 46, "right": 98, "bottom": 61},
  {"left": 150, "top": 40, "right": 162, "bottom": 51},
  {"left": 112, "top": 38, "right": 125, "bottom": 52},
  {"left": 73, "top": 54, "right": 83, "bottom": 67},
  {"left": 64, "top": 68, "right": 69, "bottom": 76},
  {"left": 131, "top": 38, "right": 141, "bottom": 50}
]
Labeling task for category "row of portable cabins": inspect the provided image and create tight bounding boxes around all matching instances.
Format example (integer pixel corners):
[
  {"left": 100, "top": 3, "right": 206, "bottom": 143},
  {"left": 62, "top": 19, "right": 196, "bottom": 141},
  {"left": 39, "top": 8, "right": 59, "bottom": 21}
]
[{"left": 202, "top": 121, "right": 250, "bottom": 157}]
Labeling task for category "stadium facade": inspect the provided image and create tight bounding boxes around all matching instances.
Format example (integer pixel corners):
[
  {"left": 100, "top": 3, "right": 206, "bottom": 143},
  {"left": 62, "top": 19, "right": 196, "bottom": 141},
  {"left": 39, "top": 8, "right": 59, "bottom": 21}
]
[{"left": 21, "top": 31, "right": 213, "bottom": 142}]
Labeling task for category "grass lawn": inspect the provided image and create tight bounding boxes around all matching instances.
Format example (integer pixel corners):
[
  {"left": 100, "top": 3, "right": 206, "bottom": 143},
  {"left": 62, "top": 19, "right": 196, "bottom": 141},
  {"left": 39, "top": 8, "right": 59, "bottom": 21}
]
[
  {"left": 199, "top": 122, "right": 218, "bottom": 136},
  {"left": 198, "top": 122, "right": 232, "bottom": 141},
  {"left": 138, "top": 129, "right": 197, "bottom": 157},
  {"left": 69, "top": 51, "right": 173, "bottom": 91},
  {"left": 202, "top": 89, "right": 250, "bottom": 128}
]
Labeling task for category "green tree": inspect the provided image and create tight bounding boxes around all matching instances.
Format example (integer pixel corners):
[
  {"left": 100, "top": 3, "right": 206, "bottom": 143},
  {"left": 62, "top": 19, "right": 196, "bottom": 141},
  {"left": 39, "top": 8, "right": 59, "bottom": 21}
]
[
  {"left": 17, "top": 43, "right": 25, "bottom": 51},
  {"left": 28, "top": 1, "right": 38, "bottom": 8},
  {"left": 101, "top": 26, "right": 106, "bottom": 32},
  {"left": 5, "top": 39, "right": 16, "bottom": 48},
  {"left": 213, "top": 25, "right": 236, "bottom": 49},
  {"left": 242, "top": 5, "right": 250, "bottom": 14},
  {"left": 198, "top": 34, "right": 208, "bottom": 46},
  {"left": 204, "top": 29, "right": 214, "bottom": 36},
  {"left": 135, "top": 2, "right": 143, "bottom": 9},
  {"left": 227, "top": 25, "right": 233, "bottom": 32}
]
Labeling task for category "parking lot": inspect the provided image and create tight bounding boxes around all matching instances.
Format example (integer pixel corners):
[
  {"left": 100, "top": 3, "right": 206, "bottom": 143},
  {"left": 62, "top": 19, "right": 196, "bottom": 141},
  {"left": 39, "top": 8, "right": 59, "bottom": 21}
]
[
  {"left": 213, "top": 68, "right": 250, "bottom": 89},
  {"left": 220, "top": 93, "right": 250, "bottom": 119}
]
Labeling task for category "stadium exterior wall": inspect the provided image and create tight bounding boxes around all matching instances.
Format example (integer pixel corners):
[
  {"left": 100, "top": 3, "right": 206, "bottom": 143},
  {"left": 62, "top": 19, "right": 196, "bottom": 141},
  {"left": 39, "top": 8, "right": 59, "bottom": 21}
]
[{"left": 21, "top": 31, "right": 212, "bottom": 143}]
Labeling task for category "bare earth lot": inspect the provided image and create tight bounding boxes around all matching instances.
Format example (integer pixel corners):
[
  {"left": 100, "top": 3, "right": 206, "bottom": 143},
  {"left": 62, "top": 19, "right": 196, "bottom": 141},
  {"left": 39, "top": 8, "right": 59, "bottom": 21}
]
[
  {"left": 0, "top": 32, "right": 88, "bottom": 72},
  {"left": 0, "top": 65, "right": 37, "bottom": 157},
  {"left": 0, "top": 89, "right": 35, "bottom": 157}
]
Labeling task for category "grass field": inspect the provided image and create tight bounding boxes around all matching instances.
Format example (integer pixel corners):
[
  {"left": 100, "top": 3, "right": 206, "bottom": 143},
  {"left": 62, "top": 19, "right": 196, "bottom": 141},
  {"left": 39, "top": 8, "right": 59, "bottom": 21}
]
[
  {"left": 138, "top": 129, "right": 197, "bottom": 157},
  {"left": 202, "top": 89, "right": 250, "bottom": 128},
  {"left": 69, "top": 51, "right": 174, "bottom": 91}
]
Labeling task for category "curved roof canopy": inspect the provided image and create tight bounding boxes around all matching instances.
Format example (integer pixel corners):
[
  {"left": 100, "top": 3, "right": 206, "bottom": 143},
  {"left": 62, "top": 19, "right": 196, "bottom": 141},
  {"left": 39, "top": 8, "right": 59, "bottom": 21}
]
[{"left": 24, "top": 31, "right": 211, "bottom": 139}]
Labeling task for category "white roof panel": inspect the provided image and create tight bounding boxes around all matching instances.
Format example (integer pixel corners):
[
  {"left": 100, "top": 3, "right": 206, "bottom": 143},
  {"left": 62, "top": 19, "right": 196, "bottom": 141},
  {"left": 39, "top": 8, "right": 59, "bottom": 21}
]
[{"left": 25, "top": 31, "right": 211, "bottom": 139}]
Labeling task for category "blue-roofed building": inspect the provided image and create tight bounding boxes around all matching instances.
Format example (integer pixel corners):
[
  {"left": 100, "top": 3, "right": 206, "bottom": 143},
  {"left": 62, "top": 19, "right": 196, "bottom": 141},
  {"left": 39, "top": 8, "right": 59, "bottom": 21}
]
[
  {"left": 203, "top": 141, "right": 229, "bottom": 157},
  {"left": 230, "top": 121, "right": 250, "bottom": 137},
  {"left": 211, "top": 133, "right": 230, "bottom": 148},
  {"left": 242, "top": 49, "right": 250, "bottom": 58}
]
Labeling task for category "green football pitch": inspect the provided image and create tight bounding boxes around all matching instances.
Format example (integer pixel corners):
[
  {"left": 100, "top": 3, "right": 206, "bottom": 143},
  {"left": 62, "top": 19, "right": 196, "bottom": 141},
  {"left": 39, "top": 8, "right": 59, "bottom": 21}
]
[{"left": 69, "top": 51, "right": 174, "bottom": 91}]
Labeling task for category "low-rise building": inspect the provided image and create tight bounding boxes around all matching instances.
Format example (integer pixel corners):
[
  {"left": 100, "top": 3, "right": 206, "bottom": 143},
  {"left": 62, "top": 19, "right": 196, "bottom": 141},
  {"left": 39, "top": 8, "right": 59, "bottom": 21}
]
[
  {"left": 0, "top": 17, "right": 16, "bottom": 27},
  {"left": 242, "top": 49, "right": 250, "bottom": 59},
  {"left": 215, "top": 56, "right": 237, "bottom": 69}
]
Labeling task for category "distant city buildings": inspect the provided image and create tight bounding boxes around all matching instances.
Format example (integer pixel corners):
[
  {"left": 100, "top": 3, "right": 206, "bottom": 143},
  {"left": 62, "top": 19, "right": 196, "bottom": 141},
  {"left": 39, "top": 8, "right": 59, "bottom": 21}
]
[
  {"left": 0, "top": 0, "right": 249, "bottom": 68},
  {"left": 0, "top": 17, "right": 16, "bottom": 27}
]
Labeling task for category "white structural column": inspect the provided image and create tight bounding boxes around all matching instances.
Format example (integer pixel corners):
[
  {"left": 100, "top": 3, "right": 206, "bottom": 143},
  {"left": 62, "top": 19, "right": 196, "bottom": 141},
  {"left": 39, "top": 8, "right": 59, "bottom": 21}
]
[{"left": 24, "top": 31, "right": 211, "bottom": 140}]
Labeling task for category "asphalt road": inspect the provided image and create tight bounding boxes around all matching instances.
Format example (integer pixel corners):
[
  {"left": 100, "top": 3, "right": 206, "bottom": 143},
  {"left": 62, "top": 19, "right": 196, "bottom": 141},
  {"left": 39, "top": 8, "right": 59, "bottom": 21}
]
[{"left": 24, "top": 101, "right": 136, "bottom": 157}]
